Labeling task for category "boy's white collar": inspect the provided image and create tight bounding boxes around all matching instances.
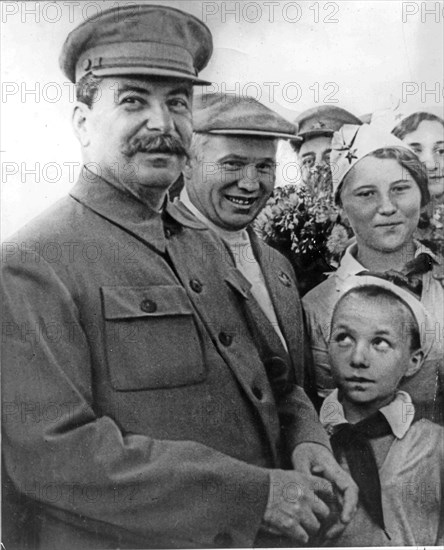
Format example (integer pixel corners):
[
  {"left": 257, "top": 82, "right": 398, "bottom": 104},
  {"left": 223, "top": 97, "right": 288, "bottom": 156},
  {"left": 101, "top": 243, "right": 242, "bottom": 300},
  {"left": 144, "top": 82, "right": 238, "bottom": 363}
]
[{"left": 320, "top": 389, "right": 415, "bottom": 439}]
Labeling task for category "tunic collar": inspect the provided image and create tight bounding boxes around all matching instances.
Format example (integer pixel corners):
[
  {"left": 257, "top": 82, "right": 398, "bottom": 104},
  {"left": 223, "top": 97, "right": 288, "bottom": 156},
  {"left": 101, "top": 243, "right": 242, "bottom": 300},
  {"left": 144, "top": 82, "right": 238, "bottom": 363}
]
[{"left": 70, "top": 167, "right": 208, "bottom": 253}]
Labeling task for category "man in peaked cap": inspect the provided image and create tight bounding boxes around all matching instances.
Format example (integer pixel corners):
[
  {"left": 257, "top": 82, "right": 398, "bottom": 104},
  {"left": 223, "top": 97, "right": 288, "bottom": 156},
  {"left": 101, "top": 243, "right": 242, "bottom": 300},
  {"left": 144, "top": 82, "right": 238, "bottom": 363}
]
[
  {"left": 179, "top": 92, "right": 358, "bottom": 542},
  {"left": 1, "top": 7, "right": 357, "bottom": 550},
  {"left": 293, "top": 105, "right": 362, "bottom": 186}
]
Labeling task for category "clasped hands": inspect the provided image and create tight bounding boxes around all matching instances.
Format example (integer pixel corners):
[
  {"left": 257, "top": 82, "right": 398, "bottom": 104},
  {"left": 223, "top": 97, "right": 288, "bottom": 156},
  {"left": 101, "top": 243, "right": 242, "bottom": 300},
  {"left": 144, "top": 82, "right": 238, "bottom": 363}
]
[{"left": 261, "top": 442, "right": 358, "bottom": 544}]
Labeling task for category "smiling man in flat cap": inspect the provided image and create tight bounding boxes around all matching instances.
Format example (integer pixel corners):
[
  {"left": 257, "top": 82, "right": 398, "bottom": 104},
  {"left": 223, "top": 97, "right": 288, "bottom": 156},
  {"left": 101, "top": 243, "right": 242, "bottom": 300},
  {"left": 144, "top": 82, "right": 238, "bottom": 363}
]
[
  {"left": 2, "top": 7, "right": 357, "bottom": 550},
  {"left": 179, "top": 91, "right": 358, "bottom": 542}
]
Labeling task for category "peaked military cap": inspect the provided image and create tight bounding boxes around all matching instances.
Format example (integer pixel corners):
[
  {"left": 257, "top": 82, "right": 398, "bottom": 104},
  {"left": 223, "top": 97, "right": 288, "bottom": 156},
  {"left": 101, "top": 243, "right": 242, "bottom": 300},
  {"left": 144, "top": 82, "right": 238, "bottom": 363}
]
[
  {"left": 193, "top": 93, "right": 300, "bottom": 140},
  {"left": 294, "top": 105, "right": 362, "bottom": 142},
  {"left": 60, "top": 4, "right": 213, "bottom": 85}
]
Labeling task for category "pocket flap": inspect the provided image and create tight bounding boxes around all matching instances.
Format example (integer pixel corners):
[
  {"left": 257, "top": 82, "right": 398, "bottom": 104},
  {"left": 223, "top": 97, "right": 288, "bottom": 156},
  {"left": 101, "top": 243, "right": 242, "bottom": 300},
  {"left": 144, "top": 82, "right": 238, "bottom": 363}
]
[{"left": 102, "top": 286, "right": 193, "bottom": 319}]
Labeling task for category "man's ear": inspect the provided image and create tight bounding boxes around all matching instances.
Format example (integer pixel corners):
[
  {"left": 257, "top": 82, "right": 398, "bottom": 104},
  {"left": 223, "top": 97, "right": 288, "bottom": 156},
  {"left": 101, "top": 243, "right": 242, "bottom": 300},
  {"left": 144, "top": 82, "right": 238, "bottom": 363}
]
[
  {"left": 404, "top": 348, "right": 425, "bottom": 378},
  {"left": 72, "top": 102, "right": 91, "bottom": 147},
  {"left": 183, "top": 157, "right": 194, "bottom": 182},
  {"left": 338, "top": 203, "right": 349, "bottom": 224}
]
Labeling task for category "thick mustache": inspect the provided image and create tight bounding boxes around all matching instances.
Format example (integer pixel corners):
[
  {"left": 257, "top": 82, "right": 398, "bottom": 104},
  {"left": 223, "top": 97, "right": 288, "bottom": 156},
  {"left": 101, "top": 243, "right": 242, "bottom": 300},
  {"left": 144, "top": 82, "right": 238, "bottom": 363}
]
[{"left": 122, "top": 133, "right": 189, "bottom": 158}]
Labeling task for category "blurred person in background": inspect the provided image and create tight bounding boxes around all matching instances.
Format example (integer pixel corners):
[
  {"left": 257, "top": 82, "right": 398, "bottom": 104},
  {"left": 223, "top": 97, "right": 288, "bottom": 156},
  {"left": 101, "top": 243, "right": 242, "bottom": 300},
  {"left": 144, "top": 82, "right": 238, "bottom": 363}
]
[
  {"left": 293, "top": 105, "right": 362, "bottom": 188},
  {"left": 393, "top": 110, "right": 444, "bottom": 246}
]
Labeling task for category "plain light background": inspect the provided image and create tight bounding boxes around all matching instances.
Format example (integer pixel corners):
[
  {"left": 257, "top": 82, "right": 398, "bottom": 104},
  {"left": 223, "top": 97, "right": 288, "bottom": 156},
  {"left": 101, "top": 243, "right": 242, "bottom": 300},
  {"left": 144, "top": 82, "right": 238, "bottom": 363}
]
[{"left": 1, "top": 0, "right": 443, "bottom": 238}]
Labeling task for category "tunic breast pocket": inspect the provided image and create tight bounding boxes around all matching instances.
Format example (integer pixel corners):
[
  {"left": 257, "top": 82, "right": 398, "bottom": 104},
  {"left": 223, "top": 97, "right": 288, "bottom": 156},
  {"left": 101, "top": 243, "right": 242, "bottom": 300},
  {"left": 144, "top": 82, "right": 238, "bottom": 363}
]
[{"left": 101, "top": 285, "right": 207, "bottom": 391}]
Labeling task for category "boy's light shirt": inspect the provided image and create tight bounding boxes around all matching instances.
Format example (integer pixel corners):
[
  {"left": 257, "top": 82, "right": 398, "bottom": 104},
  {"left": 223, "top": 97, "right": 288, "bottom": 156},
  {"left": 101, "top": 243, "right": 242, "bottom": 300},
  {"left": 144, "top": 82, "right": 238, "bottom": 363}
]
[
  {"left": 320, "top": 388, "right": 414, "bottom": 439},
  {"left": 180, "top": 188, "right": 287, "bottom": 350},
  {"left": 319, "top": 388, "right": 443, "bottom": 546}
]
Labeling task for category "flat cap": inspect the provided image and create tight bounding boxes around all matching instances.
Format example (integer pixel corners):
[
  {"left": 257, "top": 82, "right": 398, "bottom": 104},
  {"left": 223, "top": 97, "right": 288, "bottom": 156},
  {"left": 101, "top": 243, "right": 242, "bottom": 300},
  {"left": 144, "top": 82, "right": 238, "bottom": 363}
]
[
  {"left": 193, "top": 93, "right": 300, "bottom": 140},
  {"left": 60, "top": 4, "right": 213, "bottom": 84},
  {"left": 295, "top": 105, "right": 362, "bottom": 141}
]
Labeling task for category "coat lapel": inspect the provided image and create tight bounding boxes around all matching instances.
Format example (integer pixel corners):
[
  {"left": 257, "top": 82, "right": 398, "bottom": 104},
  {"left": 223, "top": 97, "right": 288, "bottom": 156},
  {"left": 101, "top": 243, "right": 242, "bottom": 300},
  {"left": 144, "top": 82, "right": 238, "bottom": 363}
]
[
  {"left": 248, "top": 229, "right": 305, "bottom": 385},
  {"left": 165, "top": 229, "right": 281, "bottom": 465}
]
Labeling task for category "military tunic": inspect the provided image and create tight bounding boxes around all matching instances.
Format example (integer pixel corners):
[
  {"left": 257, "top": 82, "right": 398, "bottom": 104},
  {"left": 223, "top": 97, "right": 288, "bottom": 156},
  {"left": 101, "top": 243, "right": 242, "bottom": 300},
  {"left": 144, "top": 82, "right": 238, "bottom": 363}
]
[{"left": 2, "top": 168, "right": 329, "bottom": 549}]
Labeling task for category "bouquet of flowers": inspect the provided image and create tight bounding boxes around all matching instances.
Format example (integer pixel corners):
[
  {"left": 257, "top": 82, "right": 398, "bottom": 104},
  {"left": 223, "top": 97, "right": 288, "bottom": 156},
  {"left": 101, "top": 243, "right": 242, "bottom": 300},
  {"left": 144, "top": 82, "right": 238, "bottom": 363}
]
[{"left": 254, "top": 164, "right": 353, "bottom": 292}]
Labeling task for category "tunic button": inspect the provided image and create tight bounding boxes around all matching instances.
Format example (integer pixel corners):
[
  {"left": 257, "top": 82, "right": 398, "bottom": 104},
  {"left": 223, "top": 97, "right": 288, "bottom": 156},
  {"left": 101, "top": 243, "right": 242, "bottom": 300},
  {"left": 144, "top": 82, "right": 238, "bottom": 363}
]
[
  {"left": 214, "top": 532, "right": 233, "bottom": 547},
  {"left": 264, "top": 356, "right": 287, "bottom": 377},
  {"left": 252, "top": 385, "right": 263, "bottom": 400},
  {"left": 190, "top": 279, "right": 203, "bottom": 293},
  {"left": 218, "top": 332, "right": 232, "bottom": 346},
  {"left": 164, "top": 228, "right": 173, "bottom": 238},
  {"left": 140, "top": 299, "right": 157, "bottom": 313}
]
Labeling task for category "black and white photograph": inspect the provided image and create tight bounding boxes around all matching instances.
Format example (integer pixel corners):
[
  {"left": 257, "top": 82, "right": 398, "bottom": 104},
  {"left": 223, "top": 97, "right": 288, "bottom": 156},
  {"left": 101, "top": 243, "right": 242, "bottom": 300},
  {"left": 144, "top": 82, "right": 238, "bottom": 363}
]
[{"left": 1, "top": 1, "right": 443, "bottom": 548}]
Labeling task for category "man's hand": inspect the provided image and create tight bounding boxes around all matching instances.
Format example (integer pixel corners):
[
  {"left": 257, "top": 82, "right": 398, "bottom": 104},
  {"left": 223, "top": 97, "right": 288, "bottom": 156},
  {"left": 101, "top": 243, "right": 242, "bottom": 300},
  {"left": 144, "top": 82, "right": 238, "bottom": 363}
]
[
  {"left": 261, "top": 468, "right": 330, "bottom": 544},
  {"left": 291, "top": 442, "right": 358, "bottom": 538}
]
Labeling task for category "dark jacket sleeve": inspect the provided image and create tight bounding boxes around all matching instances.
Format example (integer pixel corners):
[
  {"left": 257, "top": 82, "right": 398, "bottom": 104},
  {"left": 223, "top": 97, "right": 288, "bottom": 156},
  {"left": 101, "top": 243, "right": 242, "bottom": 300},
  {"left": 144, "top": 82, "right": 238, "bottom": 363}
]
[
  {"left": 273, "top": 259, "right": 330, "bottom": 452},
  {"left": 277, "top": 384, "right": 331, "bottom": 465},
  {"left": 1, "top": 249, "right": 270, "bottom": 548}
]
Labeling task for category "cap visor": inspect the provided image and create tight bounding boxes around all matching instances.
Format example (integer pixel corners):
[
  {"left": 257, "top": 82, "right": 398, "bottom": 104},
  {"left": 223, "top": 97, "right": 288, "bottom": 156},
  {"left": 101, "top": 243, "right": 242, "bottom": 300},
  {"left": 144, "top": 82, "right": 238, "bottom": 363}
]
[
  {"left": 298, "top": 128, "right": 334, "bottom": 141},
  {"left": 91, "top": 66, "right": 212, "bottom": 86},
  {"left": 204, "top": 129, "right": 301, "bottom": 141},
  {"left": 298, "top": 129, "right": 334, "bottom": 141}
]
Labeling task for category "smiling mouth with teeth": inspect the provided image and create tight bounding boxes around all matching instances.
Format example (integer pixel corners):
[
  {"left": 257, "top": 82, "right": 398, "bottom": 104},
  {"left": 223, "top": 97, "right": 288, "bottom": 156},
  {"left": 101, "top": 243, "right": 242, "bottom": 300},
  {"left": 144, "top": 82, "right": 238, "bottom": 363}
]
[{"left": 225, "top": 195, "right": 257, "bottom": 206}]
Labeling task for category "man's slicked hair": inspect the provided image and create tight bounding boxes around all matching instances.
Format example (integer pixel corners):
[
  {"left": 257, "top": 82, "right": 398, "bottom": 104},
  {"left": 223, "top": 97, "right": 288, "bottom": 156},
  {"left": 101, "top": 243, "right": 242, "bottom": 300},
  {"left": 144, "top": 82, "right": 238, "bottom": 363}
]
[
  {"left": 189, "top": 132, "right": 210, "bottom": 162},
  {"left": 76, "top": 73, "right": 103, "bottom": 108}
]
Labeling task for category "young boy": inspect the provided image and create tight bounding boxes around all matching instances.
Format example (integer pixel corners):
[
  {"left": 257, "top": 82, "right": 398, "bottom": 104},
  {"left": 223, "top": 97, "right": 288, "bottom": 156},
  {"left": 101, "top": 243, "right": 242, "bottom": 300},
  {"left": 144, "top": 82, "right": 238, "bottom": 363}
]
[{"left": 319, "top": 275, "right": 443, "bottom": 546}]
